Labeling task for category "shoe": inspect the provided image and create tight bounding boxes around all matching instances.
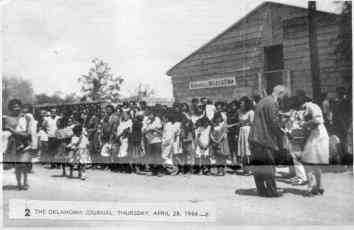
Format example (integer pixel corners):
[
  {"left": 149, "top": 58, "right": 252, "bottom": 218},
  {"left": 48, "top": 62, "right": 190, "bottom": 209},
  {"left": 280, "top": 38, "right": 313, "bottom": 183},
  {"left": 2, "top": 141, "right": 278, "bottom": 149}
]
[
  {"left": 304, "top": 191, "right": 315, "bottom": 197},
  {"left": 310, "top": 188, "right": 319, "bottom": 195},
  {"left": 22, "top": 184, "right": 29, "bottom": 190},
  {"left": 318, "top": 188, "right": 324, "bottom": 195}
]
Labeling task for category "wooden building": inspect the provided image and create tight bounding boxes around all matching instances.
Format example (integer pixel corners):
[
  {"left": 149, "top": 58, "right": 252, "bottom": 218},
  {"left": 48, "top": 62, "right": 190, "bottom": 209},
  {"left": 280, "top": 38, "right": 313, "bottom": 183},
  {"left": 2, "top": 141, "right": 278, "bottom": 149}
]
[{"left": 166, "top": 1, "right": 351, "bottom": 103}]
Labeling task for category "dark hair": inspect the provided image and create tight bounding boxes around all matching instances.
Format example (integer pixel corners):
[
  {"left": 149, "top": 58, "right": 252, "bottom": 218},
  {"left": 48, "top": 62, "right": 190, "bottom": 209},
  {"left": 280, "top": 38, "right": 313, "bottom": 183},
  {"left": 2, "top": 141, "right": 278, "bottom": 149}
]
[
  {"left": 181, "top": 103, "right": 190, "bottom": 113},
  {"left": 253, "top": 94, "right": 262, "bottom": 104},
  {"left": 72, "top": 125, "right": 83, "bottom": 136},
  {"left": 56, "top": 118, "right": 65, "bottom": 129},
  {"left": 291, "top": 95, "right": 312, "bottom": 109},
  {"left": 196, "top": 115, "right": 210, "bottom": 127},
  {"left": 239, "top": 96, "right": 252, "bottom": 112},
  {"left": 105, "top": 104, "right": 115, "bottom": 111},
  {"left": 215, "top": 101, "right": 223, "bottom": 108},
  {"left": 212, "top": 112, "right": 224, "bottom": 124},
  {"left": 8, "top": 99, "right": 22, "bottom": 111},
  {"left": 191, "top": 98, "right": 199, "bottom": 104}
]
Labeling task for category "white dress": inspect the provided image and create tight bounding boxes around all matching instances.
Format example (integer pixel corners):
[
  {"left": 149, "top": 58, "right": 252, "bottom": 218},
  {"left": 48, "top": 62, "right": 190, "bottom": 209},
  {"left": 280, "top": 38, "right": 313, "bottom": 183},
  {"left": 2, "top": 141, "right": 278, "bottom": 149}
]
[
  {"left": 117, "top": 119, "right": 132, "bottom": 158},
  {"left": 172, "top": 122, "right": 183, "bottom": 155},
  {"left": 195, "top": 126, "right": 211, "bottom": 158},
  {"left": 237, "top": 110, "right": 254, "bottom": 157},
  {"left": 301, "top": 102, "right": 329, "bottom": 164},
  {"left": 161, "top": 122, "right": 177, "bottom": 165}
]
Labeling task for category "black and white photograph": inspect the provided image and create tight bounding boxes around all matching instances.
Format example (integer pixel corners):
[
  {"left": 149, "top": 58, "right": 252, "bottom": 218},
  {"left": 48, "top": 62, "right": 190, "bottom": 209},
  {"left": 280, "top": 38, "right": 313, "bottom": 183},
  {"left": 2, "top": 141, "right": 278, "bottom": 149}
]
[{"left": 1, "top": 0, "right": 353, "bottom": 228}]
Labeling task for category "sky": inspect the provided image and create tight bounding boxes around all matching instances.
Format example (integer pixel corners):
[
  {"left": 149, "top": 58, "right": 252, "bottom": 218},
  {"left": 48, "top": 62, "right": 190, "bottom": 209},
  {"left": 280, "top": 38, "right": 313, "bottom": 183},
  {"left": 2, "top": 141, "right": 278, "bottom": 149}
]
[{"left": 2, "top": 0, "right": 340, "bottom": 98}]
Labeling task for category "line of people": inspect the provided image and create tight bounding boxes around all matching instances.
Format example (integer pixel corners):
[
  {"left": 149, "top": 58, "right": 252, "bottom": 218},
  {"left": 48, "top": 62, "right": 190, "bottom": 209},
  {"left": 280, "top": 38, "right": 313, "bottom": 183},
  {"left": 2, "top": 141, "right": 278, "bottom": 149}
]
[{"left": 2, "top": 85, "right": 352, "bottom": 194}]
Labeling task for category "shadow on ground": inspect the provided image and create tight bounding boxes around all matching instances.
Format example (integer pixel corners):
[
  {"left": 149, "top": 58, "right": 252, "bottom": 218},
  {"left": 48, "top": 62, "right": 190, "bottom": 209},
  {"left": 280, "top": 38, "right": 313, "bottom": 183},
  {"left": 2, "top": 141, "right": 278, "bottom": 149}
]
[
  {"left": 2, "top": 185, "right": 18, "bottom": 191},
  {"left": 235, "top": 187, "right": 308, "bottom": 197}
]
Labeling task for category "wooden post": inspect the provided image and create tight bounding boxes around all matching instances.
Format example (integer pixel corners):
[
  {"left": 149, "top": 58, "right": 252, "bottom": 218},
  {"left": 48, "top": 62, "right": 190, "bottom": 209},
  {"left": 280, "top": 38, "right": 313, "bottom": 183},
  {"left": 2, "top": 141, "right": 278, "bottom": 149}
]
[{"left": 308, "top": 1, "right": 321, "bottom": 102}]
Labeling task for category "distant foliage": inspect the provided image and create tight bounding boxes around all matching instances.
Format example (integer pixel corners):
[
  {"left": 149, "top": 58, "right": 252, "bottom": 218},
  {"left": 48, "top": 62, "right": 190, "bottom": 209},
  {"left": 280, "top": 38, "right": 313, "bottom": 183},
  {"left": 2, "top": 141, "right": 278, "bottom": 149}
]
[
  {"left": 34, "top": 92, "right": 80, "bottom": 105},
  {"left": 2, "top": 75, "right": 34, "bottom": 114},
  {"left": 133, "top": 83, "right": 155, "bottom": 100},
  {"left": 335, "top": 1, "right": 352, "bottom": 64},
  {"left": 78, "top": 58, "right": 124, "bottom": 103}
]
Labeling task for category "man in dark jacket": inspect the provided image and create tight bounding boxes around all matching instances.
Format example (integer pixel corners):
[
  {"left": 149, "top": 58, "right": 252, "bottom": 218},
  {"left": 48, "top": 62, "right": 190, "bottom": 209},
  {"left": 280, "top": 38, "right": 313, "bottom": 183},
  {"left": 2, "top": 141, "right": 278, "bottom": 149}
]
[{"left": 249, "top": 85, "right": 288, "bottom": 197}]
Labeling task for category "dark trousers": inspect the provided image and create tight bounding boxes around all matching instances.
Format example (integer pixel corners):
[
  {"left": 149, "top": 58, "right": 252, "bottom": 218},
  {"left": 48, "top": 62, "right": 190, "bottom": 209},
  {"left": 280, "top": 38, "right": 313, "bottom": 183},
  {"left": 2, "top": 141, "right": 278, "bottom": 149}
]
[{"left": 250, "top": 142, "right": 278, "bottom": 197}]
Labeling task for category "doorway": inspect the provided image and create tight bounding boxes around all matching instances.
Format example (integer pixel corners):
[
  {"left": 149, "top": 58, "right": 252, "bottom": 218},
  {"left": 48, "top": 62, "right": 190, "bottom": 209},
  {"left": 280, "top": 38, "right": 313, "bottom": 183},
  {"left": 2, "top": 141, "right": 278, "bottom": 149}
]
[{"left": 264, "top": 45, "right": 284, "bottom": 94}]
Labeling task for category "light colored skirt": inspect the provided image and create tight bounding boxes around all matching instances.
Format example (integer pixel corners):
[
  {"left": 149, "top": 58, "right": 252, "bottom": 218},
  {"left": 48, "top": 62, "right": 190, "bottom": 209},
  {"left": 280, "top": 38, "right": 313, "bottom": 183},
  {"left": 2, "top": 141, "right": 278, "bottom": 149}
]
[
  {"left": 301, "top": 124, "right": 329, "bottom": 164},
  {"left": 237, "top": 126, "right": 251, "bottom": 157}
]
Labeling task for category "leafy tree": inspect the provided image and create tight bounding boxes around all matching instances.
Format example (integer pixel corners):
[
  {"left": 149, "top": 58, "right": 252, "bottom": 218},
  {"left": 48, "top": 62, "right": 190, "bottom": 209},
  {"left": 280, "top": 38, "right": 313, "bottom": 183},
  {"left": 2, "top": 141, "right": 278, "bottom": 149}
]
[
  {"left": 335, "top": 1, "right": 352, "bottom": 64},
  {"left": 2, "top": 75, "right": 34, "bottom": 114},
  {"left": 78, "top": 58, "right": 124, "bottom": 103}
]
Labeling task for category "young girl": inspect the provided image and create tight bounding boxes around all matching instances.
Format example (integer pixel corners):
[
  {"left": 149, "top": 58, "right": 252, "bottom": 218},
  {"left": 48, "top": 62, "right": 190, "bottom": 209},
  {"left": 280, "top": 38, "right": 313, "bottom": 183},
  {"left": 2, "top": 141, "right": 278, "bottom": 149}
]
[
  {"left": 116, "top": 111, "right": 132, "bottom": 173},
  {"left": 210, "top": 112, "right": 230, "bottom": 176},
  {"left": 195, "top": 116, "right": 212, "bottom": 175},
  {"left": 180, "top": 103, "right": 195, "bottom": 174},
  {"left": 54, "top": 118, "right": 74, "bottom": 176},
  {"left": 172, "top": 112, "right": 184, "bottom": 175},
  {"left": 129, "top": 113, "right": 145, "bottom": 174},
  {"left": 237, "top": 96, "right": 254, "bottom": 175},
  {"left": 67, "top": 125, "right": 91, "bottom": 180},
  {"left": 38, "top": 123, "right": 49, "bottom": 164},
  {"left": 142, "top": 109, "right": 163, "bottom": 176},
  {"left": 161, "top": 110, "right": 179, "bottom": 175}
]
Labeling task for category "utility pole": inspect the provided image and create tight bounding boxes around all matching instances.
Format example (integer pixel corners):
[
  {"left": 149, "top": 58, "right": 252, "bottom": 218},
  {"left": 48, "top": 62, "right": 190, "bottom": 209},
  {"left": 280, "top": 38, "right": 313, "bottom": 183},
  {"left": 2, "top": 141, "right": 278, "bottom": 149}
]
[{"left": 308, "top": 1, "right": 321, "bottom": 102}]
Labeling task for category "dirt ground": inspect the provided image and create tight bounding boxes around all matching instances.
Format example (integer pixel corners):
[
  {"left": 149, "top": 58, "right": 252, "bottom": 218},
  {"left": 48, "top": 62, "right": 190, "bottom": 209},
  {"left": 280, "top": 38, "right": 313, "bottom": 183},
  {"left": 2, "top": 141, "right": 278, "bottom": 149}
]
[{"left": 2, "top": 165, "right": 354, "bottom": 227}]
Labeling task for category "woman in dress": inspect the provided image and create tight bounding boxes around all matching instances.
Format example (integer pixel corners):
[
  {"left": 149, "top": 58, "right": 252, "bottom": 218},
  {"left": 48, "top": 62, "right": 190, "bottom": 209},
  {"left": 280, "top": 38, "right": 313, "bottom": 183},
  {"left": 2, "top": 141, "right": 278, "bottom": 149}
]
[
  {"left": 298, "top": 96, "right": 329, "bottom": 196},
  {"left": 210, "top": 112, "right": 230, "bottom": 176},
  {"left": 3, "top": 99, "right": 32, "bottom": 190},
  {"left": 237, "top": 96, "right": 254, "bottom": 175},
  {"left": 227, "top": 100, "right": 240, "bottom": 168}
]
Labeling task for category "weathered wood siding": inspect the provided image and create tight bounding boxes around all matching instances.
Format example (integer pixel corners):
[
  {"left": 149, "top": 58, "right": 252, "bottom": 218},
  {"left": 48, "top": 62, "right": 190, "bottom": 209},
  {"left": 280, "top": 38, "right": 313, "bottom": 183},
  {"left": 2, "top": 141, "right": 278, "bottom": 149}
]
[
  {"left": 169, "top": 2, "right": 349, "bottom": 102},
  {"left": 283, "top": 13, "right": 351, "bottom": 97}
]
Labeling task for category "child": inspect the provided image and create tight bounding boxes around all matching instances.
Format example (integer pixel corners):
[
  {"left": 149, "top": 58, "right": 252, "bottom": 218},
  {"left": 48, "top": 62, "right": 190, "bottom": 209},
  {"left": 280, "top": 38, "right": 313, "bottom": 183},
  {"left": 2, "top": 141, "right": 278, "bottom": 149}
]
[
  {"left": 54, "top": 118, "right": 74, "bottom": 176},
  {"left": 180, "top": 103, "right": 195, "bottom": 174},
  {"left": 195, "top": 116, "right": 212, "bottom": 175},
  {"left": 38, "top": 123, "right": 49, "bottom": 164},
  {"left": 210, "top": 112, "right": 230, "bottom": 176},
  {"left": 67, "top": 125, "right": 91, "bottom": 180},
  {"left": 142, "top": 109, "right": 163, "bottom": 176},
  {"left": 161, "top": 110, "right": 179, "bottom": 175},
  {"left": 129, "top": 114, "right": 145, "bottom": 174},
  {"left": 116, "top": 111, "right": 132, "bottom": 173}
]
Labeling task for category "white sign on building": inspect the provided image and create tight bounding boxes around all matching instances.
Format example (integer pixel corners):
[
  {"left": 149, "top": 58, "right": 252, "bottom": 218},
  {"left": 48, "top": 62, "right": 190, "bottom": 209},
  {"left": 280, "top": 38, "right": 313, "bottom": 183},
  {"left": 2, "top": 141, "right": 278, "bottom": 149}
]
[{"left": 189, "top": 77, "right": 236, "bottom": 90}]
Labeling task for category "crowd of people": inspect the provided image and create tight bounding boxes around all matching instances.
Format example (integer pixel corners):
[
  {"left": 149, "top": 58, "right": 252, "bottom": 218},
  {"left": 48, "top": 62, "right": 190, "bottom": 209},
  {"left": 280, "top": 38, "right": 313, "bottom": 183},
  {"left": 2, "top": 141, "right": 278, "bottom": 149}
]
[{"left": 2, "top": 85, "right": 352, "bottom": 197}]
